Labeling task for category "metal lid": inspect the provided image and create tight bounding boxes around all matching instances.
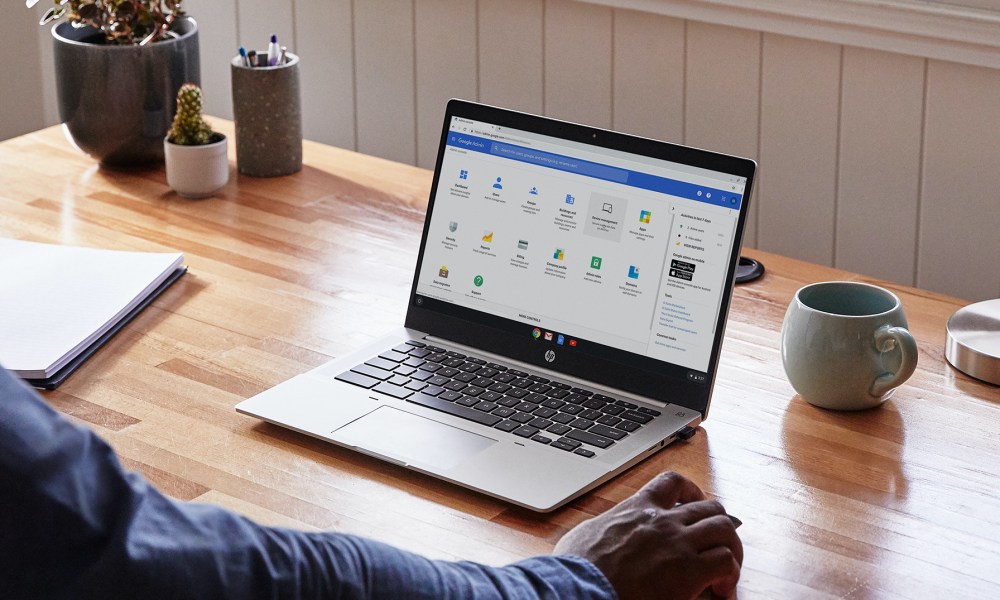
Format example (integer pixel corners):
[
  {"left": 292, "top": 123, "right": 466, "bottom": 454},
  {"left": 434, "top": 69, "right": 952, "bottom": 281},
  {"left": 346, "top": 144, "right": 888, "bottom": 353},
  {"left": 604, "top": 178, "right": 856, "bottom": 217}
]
[{"left": 945, "top": 298, "right": 1000, "bottom": 385}]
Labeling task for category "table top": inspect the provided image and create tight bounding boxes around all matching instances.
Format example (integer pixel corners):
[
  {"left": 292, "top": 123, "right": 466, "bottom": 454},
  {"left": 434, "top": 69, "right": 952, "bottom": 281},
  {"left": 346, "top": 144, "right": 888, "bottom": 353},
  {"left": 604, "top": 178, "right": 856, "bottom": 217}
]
[{"left": 3, "top": 121, "right": 998, "bottom": 598}]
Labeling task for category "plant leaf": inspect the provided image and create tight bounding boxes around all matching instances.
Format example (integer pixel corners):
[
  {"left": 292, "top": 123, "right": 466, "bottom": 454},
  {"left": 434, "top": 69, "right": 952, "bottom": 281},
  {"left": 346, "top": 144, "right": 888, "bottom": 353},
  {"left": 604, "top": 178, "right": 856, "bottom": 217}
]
[{"left": 39, "top": 6, "right": 65, "bottom": 25}]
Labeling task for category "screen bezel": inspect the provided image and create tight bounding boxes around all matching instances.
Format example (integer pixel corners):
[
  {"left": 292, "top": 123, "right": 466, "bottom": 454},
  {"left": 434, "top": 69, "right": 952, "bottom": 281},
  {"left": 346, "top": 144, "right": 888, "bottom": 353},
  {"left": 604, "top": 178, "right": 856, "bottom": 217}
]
[{"left": 404, "top": 100, "right": 756, "bottom": 418}]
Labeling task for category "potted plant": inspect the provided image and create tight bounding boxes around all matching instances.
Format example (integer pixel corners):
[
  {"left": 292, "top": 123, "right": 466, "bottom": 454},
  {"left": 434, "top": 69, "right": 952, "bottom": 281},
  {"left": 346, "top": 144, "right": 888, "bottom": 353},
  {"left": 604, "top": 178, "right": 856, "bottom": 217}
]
[
  {"left": 164, "top": 83, "right": 228, "bottom": 198},
  {"left": 29, "top": 0, "right": 200, "bottom": 167}
]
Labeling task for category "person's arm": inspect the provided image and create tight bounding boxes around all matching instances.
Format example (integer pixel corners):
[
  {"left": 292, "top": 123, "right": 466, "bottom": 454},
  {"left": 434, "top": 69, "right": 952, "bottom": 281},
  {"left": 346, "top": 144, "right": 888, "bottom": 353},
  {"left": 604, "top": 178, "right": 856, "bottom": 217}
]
[{"left": 0, "top": 367, "right": 614, "bottom": 600}]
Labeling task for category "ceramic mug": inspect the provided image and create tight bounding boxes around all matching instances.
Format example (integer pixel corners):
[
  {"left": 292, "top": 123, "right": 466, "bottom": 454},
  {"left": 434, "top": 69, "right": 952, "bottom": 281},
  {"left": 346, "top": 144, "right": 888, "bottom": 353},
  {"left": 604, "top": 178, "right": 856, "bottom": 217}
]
[{"left": 781, "top": 281, "right": 918, "bottom": 410}]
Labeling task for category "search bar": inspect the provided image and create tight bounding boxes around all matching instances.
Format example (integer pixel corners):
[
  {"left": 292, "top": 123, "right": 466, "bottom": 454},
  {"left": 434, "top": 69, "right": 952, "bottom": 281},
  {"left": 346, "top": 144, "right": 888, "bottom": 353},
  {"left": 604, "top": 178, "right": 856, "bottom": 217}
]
[{"left": 490, "top": 141, "right": 628, "bottom": 183}]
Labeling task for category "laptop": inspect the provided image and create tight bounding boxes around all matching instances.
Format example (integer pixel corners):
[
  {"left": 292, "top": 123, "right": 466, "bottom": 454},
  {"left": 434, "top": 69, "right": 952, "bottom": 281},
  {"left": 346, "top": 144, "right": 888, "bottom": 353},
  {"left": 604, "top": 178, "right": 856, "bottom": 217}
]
[{"left": 237, "top": 100, "right": 756, "bottom": 512}]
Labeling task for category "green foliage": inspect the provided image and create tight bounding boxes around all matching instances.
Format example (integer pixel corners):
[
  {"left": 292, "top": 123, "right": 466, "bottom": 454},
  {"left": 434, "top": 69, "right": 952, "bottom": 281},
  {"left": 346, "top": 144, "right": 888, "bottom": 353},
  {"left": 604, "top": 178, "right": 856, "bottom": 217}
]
[
  {"left": 167, "top": 84, "right": 215, "bottom": 146},
  {"left": 29, "top": 0, "right": 186, "bottom": 45}
]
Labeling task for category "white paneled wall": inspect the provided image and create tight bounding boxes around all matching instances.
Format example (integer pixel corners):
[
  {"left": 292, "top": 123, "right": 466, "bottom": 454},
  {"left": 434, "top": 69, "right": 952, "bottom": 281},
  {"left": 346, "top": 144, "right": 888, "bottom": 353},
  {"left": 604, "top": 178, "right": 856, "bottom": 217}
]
[{"left": 12, "top": 0, "right": 1000, "bottom": 301}]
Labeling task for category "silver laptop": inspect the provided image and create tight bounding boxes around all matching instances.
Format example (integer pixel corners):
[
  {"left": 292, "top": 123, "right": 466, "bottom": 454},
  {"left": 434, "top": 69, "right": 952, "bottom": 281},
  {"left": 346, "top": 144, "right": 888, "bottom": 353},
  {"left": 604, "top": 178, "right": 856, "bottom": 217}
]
[{"left": 237, "top": 100, "right": 756, "bottom": 512}]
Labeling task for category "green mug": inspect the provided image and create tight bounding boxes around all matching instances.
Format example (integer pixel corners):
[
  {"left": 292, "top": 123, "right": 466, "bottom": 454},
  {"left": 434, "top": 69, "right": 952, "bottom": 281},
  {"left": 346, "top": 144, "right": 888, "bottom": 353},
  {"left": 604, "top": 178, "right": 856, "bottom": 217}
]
[{"left": 781, "top": 281, "right": 918, "bottom": 410}]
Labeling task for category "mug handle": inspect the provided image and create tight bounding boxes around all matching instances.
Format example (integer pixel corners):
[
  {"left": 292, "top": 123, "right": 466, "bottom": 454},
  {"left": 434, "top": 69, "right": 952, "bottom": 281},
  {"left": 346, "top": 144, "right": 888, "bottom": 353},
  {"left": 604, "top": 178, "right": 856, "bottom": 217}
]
[{"left": 869, "top": 326, "right": 918, "bottom": 398}]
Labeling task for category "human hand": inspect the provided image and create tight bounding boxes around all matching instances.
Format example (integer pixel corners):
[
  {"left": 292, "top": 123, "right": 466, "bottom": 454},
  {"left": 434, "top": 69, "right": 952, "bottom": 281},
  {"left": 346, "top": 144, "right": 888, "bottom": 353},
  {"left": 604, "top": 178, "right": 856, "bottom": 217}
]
[{"left": 554, "top": 472, "right": 743, "bottom": 600}]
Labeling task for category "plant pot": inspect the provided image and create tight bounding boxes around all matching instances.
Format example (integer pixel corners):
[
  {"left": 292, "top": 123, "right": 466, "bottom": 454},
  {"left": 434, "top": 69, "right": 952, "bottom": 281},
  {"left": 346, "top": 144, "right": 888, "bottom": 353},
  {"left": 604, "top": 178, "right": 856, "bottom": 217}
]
[
  {"left": 53, "top": 17, "right": 200, "bottom": 167},
  {"left": 164, "top": 133, "right": 229, "bottom": 198}
]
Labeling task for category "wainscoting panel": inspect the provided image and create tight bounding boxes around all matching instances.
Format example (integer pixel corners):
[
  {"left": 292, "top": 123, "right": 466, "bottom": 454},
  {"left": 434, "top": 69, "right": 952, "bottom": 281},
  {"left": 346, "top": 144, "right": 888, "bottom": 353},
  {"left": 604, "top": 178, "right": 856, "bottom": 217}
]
[
  {"left": 478, "top": 0, "right": 545, "bottom": 115},
  {"left": 920, "top": 60, "right": 1000, "bottom": 300},
  {"left": 758, "top": 33, "right": 841, "bottom": 266},
  {"left": 543, "top": 0, "right": 613, "bottom": 128},
  {"left": 184, "top": 0, "right": 240, "bottom": 120},
  {"left": 836, "top": 47, "right": 925, "bottom": 286}
]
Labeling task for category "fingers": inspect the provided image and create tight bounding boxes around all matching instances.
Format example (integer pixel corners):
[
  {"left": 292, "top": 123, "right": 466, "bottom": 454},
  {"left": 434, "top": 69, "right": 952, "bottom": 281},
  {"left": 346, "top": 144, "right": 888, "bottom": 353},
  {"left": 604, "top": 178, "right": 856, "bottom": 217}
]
[
  {"left": 672, "top": 499, "right": 728, "bottom": 525},
  {"left": 686, "top": 515, "right": 744, "bottom": 565},
  {"left": 699, "top": 546, "right": 742, "bottom": 598},
  {"left": 639, "top": 472, "right": 706, "bottom": 507}
]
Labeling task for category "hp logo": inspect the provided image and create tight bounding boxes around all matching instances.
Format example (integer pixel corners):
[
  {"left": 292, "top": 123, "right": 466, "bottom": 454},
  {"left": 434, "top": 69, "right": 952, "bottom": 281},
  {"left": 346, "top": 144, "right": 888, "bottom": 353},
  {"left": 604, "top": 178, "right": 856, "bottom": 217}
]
[{"left": 544, "top": 350, "right": 556, "bottom": 363}]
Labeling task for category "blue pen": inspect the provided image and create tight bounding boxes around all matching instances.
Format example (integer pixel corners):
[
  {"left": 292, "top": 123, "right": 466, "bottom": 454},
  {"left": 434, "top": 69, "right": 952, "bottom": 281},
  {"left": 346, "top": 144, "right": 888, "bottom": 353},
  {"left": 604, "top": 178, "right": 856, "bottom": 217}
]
[
  {"left": 239, "top": 46, "right": 250, "bottom": 67},
  {"left": 267, "top": 34, "right": 280, "bottom": 66}
]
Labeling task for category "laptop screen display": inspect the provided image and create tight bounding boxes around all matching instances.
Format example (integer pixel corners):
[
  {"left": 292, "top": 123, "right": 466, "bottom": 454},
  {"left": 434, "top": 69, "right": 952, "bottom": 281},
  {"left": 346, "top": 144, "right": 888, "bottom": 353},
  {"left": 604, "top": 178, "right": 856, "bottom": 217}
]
[{"left": 412, "top": 106, "right": 751, "bottom": 383}]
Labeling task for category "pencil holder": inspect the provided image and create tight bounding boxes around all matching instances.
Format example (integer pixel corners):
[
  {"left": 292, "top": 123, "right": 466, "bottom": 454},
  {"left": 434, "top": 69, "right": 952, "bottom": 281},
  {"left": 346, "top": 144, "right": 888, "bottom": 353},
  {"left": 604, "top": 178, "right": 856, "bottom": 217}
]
[{"left": 230, "top": 52, "right": 302, "bottom": 177}]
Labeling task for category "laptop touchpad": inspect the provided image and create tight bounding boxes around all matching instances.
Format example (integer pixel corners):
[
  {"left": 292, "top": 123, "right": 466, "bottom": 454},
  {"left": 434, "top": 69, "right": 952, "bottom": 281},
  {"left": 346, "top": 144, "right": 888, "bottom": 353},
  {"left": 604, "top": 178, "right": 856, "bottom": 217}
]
[{"left": 334, "top": 406, "right": 496, "bottom": 471}]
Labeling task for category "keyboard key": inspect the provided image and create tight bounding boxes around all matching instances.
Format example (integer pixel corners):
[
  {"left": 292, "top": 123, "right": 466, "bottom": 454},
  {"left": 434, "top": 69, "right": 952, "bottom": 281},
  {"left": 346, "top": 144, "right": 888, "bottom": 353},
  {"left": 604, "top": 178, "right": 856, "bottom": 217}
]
[
  {"left": 513, "top": 425, "right": 539, "bottom": 438},
  {"left": 494, "top": 420, "right": 519, "bottom": 432},
  {"left": 439, "top": 390, "right": 463, "bottom": 402},
  {"left": 621, "top": 411, "right": 653, "bottom": 424},
  {"left": 574, "top": 448, "right": 596, "bottom": 458},
  {"left": 408, "top": 347, "right": 431, "bottom": 358},
  {"left": 402, "top": 357, "right": 425, "bottom": 368},
  {"left": 407, "top": 392, "right": 501, "bottom": 427},
  {"left": 565, "top": 429, "right": 614, "bottom": 449},
  {"left": 564, "top": 394, "right": 588, "bottom": 405},
  {"left": 515, "top": 402, "right": 539, "bottom": 413},
  {"left": 379, "top": 350, "right": 409, "bottom": 363},
  {"left": 478, "top": 367, "right": 499, "bottom": 378},
  {"left": 462, "top": 386, "right": 486, "bottom": 397},
  {"left": 419, "top": 362, "right": 442, "bottom": 373},
  {"left": 508, "top": 369, "right": 529, "bottom": 377},
  {"left": 479, "top": 391, "right": 504, "bottom": 402},
  {"left": 572, "top": 389, "right": 594, "bottom": 396},
  {"left": 561, "top": 404, "right": 583, "bottom": 415},
  {"left": 404, "top": 380, "right": 427, "bottom": 392},
  {"left": 426, "top": 345, "right": 446, "bottom": 353},
  {"left": 597, "top": 415, "right": 623, "bottom": 426},
  {"left": 546, "top": 389, "right": 570, "bottom": 399},
  {"left": 616, "top": 420, "right": 641, "bottom": 432},
  {"left": 443, "top": 358, "right": 464, "bottom": 368},
  {"left": 365, "top": 357, "right": 398, "bottom": 371},
  {"left": 506, "top": 388, "right": 530, "bottom": 399},
  {"left": 593, "top": 394, "right": 615, "bottom": 402},
  {"left": 335, "top": 370, "right": 379, "bottom": 389},
  {"left": 446, "top": 351, "right": 466, "bottom": 359},
  {"left": 531, "top": 435, "right": 552, "bottom": 445},
  {"left": 511, "top": 378, "right": 533, "bottom": 389},
  {"left": 427, "top": 375, "right": 450, "bottom": 387},
  {"left": 373, "top": 382, "right": 413, "bottom": 399},
  {"left": 405, "top": 340, "right": 427, "bottom": 347},
  {"left": 393, "top": 343, "right": 413, "bottom": 353},
  {"left": 570, "top": 418, "right": 596, "bottom": 430},
  {"left": 533, "top": 407, "right": 557, "bottom": 419},
  {"left": 350, "top": 363, "right": 393, "bottom": 381},
  {"left": 493, "top": 373, "right": 516, "bottom": 383},
  {"left": 615, "top": 400, "right": 638, "bottom": 409},
  {"left": 497, "top": 396, "right": 520, "bottom": 408},
  {"left": 492, "top": 407, "right": 516, "bottom": 418},
  {"left": 601, "top": 404, "right": 625, "bottom": 416},
  {"left": 583, "top": 399, "right": 607, "bottom": 410},
  {"left": 555, "top": 437, "right": 581, "bottom": 449},
  {"left": 454, "top": 372, "right": 477, "bottom": 383},
  {"left": 421, "top": 386, "right": 444, "bottom": 397},
  {"left": 579, "top": 409, "right": 603, "bottom": 421},
  {"left": 528, "top": 417, "right": 553, "bottom": 429},
  {"left": 488, "top": 382, "right": 512, "bottom": 393},
  {"left": 588, "top": 424, "right": 627, "bottom": 440},
  {"left": 486, "top": 363, "right": 507, "bottom": 371},
  {"left": 423, "top": 353, "right": 446, "bottom": 363},
  {"left": 443, "top": 381, "right": 468, "bottom": 392},
  {"left": 466, "top": 357, "right": 487, "bottom": 365},
  {"left": 552, "top": 413, "right": 576, "bottom": 425},
  {"left": 456, "top": 396, "right": 481, "bottom": 407},
  {"left": 459, "top": 362, "right": 482, "bottom": 373},
  {"left": 542, "top": 398, "right": 566, "bottom": 410},
  {"left": 438, "top": 367, "right": 460, "bottom": 378},
  {"left": 547, "top": 423, "right": 572, "bottom": 436},
  {"left": 511, "top": 412, "right": 534, "bottom": 424},
  {"left": 550, "top": 441, "right": 576, "bottom": 452},
  {"left": 638, "top": 407, "right": 662, "bottom": 417},
  {"left": 410, "top": 370, "right": 432, "bottom": 382},
  {"left": 474, "top": 401, "right": 499, "bottom": 412},
  {"left": 393, "top": 365, "right": 416, "bottom": 377},
  {"left": 471, "top": 377, "right": 494, "bottom": 388},
  {"left": 528, "top": 383, "right": 553, "bottom": 394},
  {"left": 528, "top": 375, "right": 550, "bottom": 383},
  {"left": 387, "top": 374, "right": 411, "bottom": 387}
]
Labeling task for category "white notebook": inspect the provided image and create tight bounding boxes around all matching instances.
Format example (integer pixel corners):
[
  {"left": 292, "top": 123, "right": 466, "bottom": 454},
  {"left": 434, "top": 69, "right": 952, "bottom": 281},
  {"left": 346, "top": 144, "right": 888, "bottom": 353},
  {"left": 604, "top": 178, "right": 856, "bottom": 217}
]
[{"left": 0, "top": 239, "right": 185, "bottom": 384}]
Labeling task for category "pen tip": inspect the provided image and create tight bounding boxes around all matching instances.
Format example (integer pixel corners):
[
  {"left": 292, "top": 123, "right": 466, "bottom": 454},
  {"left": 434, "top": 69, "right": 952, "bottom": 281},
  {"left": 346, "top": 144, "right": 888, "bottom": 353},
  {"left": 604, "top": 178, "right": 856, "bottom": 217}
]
[{"left": 271, "top": 34, "right": 277, "bottom": 42}]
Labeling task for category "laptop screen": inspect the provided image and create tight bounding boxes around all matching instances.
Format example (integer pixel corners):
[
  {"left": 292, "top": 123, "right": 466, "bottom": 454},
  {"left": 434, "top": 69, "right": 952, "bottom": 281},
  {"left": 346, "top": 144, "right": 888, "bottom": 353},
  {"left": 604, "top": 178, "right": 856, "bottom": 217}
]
[{"left": 407, "top": 101, "right": 754, "bottom": 410}]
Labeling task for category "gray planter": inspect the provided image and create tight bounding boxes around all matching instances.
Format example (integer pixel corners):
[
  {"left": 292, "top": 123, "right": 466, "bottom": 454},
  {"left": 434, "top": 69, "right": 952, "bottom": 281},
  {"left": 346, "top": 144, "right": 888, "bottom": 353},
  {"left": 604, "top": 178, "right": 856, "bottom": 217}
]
[{"left": 52, "top": 17, "right": 200, "bottom": 167}]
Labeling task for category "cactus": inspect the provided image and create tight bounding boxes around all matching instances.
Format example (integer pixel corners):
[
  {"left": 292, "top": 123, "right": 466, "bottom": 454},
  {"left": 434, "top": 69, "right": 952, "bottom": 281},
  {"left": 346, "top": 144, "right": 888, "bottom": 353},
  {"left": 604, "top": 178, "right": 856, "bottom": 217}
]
[{"left": 167, "top": 83, "right": 215, "bottom": 146}]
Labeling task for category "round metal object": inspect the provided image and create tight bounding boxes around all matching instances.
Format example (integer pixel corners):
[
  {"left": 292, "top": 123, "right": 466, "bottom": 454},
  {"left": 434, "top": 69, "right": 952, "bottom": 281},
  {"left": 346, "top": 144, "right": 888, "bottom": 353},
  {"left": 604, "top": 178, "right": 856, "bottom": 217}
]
[{"left": 945, "top": 298, "right": 1000, "bottom": 385}]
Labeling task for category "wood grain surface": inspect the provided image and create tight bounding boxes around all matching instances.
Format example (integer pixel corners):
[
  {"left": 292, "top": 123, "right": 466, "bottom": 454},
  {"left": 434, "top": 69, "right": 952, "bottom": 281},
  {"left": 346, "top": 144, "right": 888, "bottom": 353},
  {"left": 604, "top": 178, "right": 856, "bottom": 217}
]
[{"left": 2, "top": 121, "right": 998, "bottom": 598}]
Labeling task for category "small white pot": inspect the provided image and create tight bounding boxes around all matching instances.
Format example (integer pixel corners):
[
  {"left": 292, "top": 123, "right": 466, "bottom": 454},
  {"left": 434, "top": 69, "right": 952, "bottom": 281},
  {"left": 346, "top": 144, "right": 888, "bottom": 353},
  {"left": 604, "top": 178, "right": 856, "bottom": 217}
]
[{"left": 164, "top": 134, "right": 230, "bottom": 198}]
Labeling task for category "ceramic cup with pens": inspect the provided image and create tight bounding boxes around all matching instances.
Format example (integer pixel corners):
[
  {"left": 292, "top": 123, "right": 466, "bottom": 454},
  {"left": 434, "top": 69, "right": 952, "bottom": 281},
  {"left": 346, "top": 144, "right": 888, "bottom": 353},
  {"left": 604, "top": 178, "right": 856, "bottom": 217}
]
[
  {"left": 781, "top": 281, "right": 918, "bottom": 410},
  {"left": 230, "top": 51, "right": 302, "bottom": 177}
]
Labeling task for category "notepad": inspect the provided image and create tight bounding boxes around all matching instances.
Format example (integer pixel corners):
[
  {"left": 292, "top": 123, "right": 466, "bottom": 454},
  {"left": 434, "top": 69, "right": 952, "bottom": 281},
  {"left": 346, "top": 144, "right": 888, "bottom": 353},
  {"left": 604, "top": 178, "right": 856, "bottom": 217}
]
[{"left": 0, "top": 239, "right": 186, "bottom": 388}]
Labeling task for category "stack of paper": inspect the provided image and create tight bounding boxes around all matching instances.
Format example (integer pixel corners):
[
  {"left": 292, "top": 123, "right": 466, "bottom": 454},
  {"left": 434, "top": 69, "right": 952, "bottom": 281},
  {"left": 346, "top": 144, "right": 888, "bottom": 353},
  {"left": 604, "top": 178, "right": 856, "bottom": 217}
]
[{"left": 0, "top": 239, "right": 186, "bottom": 388}]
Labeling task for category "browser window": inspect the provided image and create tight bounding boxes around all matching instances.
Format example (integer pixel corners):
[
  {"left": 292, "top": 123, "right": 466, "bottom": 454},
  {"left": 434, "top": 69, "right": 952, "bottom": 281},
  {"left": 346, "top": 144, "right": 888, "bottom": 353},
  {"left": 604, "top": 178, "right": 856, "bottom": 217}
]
[{"left": 414, "top": 117, "right": 745, "bottom": 372}]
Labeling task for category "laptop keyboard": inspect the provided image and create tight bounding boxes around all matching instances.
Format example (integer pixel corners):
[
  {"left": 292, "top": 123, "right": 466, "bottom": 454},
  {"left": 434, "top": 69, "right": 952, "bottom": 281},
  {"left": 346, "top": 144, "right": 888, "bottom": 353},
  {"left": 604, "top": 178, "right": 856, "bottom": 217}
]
[{"left": 335, "top": 340, "right": 662, "bottom": 458}]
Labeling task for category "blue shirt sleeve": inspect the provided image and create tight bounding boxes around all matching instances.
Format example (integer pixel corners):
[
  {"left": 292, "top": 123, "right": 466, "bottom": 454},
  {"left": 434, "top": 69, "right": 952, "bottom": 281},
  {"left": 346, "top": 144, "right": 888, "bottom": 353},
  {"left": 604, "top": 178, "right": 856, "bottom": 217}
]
[{"left": 0, "top": 367, "right": 616, "bottom": 600}]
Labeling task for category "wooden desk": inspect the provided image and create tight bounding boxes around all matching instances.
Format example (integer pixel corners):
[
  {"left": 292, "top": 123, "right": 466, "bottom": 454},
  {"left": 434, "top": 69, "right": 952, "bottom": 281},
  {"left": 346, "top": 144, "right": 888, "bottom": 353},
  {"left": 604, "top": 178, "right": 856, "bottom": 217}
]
[{"left": 2, "top": 122, "right": 998, "bottom": 597}]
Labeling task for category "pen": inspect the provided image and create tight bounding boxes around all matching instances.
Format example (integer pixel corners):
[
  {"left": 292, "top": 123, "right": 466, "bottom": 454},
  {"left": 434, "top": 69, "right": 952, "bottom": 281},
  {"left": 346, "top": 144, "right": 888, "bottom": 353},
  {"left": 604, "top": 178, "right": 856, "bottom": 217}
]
[
  {"left": 279, "top": 45, "right": 287, "bottom": 65},
  {"left": 268, "top": 34, "right": 280, "bottom": 66},
  {"left": 247, "top": 50, "right": 257, "bottom": 68},
  {"left": 239, "top": 46, "right": 250, "bottom": 67}
]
